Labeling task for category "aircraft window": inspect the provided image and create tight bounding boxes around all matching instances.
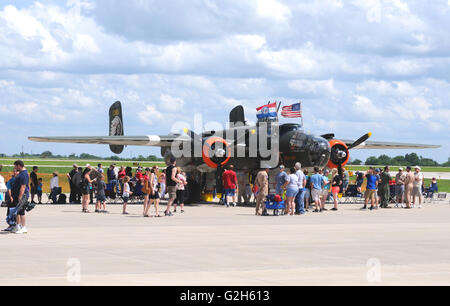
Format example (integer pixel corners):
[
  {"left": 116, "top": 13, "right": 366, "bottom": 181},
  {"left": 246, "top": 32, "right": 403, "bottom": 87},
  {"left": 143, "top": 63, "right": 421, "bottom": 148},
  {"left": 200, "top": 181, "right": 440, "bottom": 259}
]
[{"left": 280, "top": 124, "right": 301, "bottom": 135}]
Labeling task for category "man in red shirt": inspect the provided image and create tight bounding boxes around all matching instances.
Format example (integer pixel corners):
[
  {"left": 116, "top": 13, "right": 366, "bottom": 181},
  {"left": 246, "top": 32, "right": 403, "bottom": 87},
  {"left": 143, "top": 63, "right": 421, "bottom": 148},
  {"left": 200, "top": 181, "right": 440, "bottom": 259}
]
[{"left": 222, "top": 165, "right": 238, "bottom": 207}]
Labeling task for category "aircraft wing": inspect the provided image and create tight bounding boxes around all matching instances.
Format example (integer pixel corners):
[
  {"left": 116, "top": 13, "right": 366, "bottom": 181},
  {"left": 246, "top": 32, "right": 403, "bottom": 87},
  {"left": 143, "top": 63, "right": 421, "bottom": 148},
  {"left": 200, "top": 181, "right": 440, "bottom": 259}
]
[
  {"left": 341, "top": 139, "right": 441, "bottom": 150},
  {"left": 28, "top": 135, "right": 191, "bottom": 147}
]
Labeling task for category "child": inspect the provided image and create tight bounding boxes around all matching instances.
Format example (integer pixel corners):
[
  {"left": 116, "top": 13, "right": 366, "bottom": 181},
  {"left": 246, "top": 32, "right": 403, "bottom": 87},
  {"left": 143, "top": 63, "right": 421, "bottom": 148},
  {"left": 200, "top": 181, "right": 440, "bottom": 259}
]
[
  {"left": 96, "top": 175, "right": 107, "bottom": 213},
  {"left": 37, "top": 178, "right": 43, "bottom": 204},
  {"left": 122, "top": 176, "right": 132, "bottom": 215}
]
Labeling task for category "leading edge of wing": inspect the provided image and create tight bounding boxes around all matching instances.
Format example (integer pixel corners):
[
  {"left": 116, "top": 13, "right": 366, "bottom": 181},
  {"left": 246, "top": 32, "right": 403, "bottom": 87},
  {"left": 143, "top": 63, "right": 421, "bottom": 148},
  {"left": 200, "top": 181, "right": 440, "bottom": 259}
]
[
  {"left": 342, "top": 139, "right": 441, "bottom": 150},
  {"left": 28, "top": 135, "right": 191, "bottom": 147}
]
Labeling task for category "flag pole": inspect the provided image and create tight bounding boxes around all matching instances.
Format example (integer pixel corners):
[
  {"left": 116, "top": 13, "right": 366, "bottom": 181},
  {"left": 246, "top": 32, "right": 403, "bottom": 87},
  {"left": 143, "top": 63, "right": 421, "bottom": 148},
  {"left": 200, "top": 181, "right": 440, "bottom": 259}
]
[{"left": 300, "top": 100, "right": 304, "bottom": 129}]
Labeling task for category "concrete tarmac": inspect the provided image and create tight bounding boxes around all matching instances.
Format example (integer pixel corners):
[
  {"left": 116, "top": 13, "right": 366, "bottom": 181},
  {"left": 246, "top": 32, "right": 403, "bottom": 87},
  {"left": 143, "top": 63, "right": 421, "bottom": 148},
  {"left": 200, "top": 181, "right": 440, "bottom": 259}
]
[{"left": 1, "top": 201, "right": 450, "bottom": 286}]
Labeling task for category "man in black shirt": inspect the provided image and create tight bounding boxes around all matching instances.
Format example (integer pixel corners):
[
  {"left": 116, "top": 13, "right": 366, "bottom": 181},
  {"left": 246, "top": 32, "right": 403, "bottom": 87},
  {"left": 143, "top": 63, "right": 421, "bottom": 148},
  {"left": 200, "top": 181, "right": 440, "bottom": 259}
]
[
  {"left": 30, "top": 166, "right": 39, "bottom": 204},
  {"left": 67, "top": 164, "right": 78, "bottom": 203}
]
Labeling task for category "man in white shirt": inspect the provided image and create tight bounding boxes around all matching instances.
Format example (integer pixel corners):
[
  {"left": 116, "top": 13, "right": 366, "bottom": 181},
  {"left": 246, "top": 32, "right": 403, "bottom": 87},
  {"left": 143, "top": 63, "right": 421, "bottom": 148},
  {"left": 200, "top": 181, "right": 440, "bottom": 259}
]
[
  {"left": 50, "top": 172, "right": 60, "bottom": 203},
  {"left": 413, "top": 166, "right": 424, "bottom": 208},
  {"left": 294, "top": 162, "right": 307, "bottom": 215}
]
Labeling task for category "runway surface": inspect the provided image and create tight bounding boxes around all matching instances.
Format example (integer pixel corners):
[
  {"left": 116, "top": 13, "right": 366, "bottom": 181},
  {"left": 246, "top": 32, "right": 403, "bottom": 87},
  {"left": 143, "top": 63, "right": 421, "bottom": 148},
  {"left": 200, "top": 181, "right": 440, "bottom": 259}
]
[{"left": 1, "top": 201, "right": 450, "bottom": 286}]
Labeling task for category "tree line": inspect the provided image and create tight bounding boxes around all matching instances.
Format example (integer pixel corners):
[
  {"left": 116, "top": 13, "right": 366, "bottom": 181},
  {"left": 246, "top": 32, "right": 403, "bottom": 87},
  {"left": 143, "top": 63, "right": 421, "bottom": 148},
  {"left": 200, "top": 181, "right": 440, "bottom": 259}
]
[
  {"left": 349, "top": 153, "right": 450, "bottom": 167},
  {"left": 2, "top": 151, "right": 164, "bottom": 162}
]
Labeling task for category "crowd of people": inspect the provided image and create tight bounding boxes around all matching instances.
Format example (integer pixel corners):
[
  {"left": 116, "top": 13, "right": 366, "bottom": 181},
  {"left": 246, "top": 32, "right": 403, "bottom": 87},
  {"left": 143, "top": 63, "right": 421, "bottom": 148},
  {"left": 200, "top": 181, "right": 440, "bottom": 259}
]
[
  {"left": 0, "top": 159, "right": 442, "bottom": 233},
  {"left": 249, "top": 163, "right": 437, "bottom": 216}
]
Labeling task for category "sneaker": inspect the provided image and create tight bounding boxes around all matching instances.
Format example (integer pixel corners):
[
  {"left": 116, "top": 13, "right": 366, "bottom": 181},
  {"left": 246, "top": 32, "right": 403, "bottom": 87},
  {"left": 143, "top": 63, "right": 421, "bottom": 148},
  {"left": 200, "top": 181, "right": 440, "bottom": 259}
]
[
  {"left": 322, "top": 208, "right": 328, "bottom": 211},
  {"left": 11, "top": 225, "right": 21, "bottom": 233},
  {"left": 15, "top": 226, "right": 28, "bottom": 234},
  {"left": 360, "top": 206, "right": 367, "bottom": 210},
  {"left": 165, "top": 211, "right": 173, "bottom": 216},
  {"left": 233, "top": 203, "right": 237, "bottom": 207},
  {"left": 369, "top": 206, "right": 375, "bottom": 211},
  {"left": 331, "top": 208, "right": 338, "bottom": 211},
  {"left": 418, "top": 205, "right": 422, "bottom": 209},
  {"left": 2, "top": 225, "right": 15, "bottom": 232}
]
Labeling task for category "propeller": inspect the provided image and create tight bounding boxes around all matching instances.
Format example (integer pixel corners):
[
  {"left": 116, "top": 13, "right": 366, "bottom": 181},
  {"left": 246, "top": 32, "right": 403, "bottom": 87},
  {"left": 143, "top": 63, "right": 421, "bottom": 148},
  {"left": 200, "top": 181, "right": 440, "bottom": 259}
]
[{"left": 347, "top": 132, "right": 372, "bottom": 150}]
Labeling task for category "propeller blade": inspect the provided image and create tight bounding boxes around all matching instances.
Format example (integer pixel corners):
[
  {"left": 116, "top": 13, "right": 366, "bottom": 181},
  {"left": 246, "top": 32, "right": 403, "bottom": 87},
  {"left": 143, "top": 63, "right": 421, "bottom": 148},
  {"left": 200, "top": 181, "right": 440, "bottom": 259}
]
[{"left": 348, "top": 132, "right": 372, "bottom": 150}]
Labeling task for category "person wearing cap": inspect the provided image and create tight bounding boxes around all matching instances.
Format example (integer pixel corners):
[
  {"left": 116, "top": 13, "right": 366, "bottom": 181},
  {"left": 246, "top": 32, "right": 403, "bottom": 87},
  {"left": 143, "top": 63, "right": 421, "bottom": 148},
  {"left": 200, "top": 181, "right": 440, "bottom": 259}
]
[
  {"left": 379, "top": 166, "right": 391, "bottom": 208},
  {"left": 413, "top": 166, "right": 424, "bottom": 208},
  {"left": 395, "top": 168, "right": 406, "bottom": 207},
  {"left": 294, "top": 162, "right": 306, "bottom": 215},
  {"left": 275, "top": 165, "right": 289, "bottom": 197},
  {"left": 404, "top": 166, "right": 415, "bottom": 209}
]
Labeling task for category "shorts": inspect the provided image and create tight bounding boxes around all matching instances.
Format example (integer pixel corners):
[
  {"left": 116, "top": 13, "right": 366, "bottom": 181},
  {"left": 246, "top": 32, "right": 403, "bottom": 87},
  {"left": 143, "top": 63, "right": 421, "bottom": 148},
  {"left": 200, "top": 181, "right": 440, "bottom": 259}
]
[
  {"left": 82, "top": 185, "right": 90, "bottom": 195},
  {"left": 175, "top": 190, "right": 185, "bottom": 204},
  {"left": 167, "top": 186, "right": 177, "bottom": 199},
  {"left": 286, "top": 187, "right": 298, "bottom": 198},
  {"left": 123, "top": 196, "right": 129, "bottom": 203},
  {"left": 97, "top": 194, "right": 106, "bottom": 202},
  {"left": 395, "top": 185, "right": 404, "bottom": 196},
  {"left": 331, "top": 186, "right": 340, "bottom": 194},
  {"left": 37, "top": 190, "right": 43, "bottom": 197},
  {"left": 15, "top": 194, "right": 29, "bottom": 216},
  {"left": 322, "top": 189, "right": 329, "bottom": 197},
  {"left": 412, "top": 187, "right": 422, "bottom": 197},
  {"left": 311, "top": 189, "right": 321, "bottom": 202},
  {"left": 31, "top": 186, "right": 37, "bottom": 194},
  {"left": 304, "top": 188, "right": 310, "bottom": 200},
  {"left": 365, "top": 189, "right": 376, "bottom": 199},
  {"left": 224, "top": 189, "right": 236, "bottom": 197},
  {"left": 149, "top": 192, "right": 160, "bottom": 200}
]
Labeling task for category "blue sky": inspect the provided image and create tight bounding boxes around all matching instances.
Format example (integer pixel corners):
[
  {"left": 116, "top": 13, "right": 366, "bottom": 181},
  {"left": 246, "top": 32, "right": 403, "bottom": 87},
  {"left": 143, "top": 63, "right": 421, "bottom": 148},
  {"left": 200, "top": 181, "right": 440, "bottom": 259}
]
[{"left": 0, "top": 0, "right": 449, "bottom": 162}]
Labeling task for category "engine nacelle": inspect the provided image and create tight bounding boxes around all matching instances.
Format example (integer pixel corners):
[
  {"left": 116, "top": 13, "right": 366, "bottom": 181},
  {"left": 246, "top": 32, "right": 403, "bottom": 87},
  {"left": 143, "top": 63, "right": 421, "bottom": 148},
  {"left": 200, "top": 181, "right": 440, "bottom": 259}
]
[
  {"left": 202, "top": 137, "right": 232, "bottom": 169},
  {"left": 327, "top": 139, "right": 350, "bottom": 169}
]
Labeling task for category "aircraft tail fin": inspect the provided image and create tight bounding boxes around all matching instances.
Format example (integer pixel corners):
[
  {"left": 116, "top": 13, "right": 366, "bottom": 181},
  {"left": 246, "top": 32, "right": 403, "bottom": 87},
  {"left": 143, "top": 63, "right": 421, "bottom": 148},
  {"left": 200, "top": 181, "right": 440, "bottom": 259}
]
[
  {"left": 229, "top": 105, "right": 246, "bottom": 126},
  {"left": 109, "top": 101, "right": 125, "bottom": 154}
]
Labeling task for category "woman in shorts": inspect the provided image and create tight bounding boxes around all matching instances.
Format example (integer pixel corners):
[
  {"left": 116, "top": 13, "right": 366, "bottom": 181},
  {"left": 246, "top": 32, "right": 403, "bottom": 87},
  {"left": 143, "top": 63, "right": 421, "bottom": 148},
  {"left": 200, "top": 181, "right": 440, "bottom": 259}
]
[
  {"left": 331, "top": 169, "right": 342, "bottom": 211},
  {"left": 285, "top": 168, "right": 299, "bottom": 216},
  {"left": 173, "top": 168, "right": 187, "bottom": 213},
  {"left": 149, "top": 166, "right": 161, "bottom": 217},
  {"left": 81, "top": 166, "right": 96, "bottom": 213}
]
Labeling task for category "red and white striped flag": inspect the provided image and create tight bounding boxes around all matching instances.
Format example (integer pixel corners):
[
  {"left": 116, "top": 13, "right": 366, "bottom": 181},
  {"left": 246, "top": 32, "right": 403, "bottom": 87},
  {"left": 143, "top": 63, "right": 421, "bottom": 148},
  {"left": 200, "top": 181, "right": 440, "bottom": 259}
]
[{"left": 281, "top": 103, "right": 302, "bottom": 118}]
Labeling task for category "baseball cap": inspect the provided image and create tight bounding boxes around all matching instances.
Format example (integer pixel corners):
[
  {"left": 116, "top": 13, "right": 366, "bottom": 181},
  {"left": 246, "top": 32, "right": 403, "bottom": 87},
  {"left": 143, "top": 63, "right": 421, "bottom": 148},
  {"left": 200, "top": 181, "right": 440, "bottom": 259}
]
[
  {"left": 279, "top": 165, "right": 285, "bottom": 169},
  {"left": 399, "top": 167, "right": 403, "bottom": 171},
  {"left": 415, "top": 166, "right": 421, "bottom": 170}
]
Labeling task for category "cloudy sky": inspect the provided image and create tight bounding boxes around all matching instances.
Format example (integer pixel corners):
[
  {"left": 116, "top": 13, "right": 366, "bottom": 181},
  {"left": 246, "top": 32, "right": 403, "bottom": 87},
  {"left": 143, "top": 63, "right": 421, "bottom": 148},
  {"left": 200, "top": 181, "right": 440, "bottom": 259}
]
[{"left": 0, "top": 0, "right": 449, "bottom": 162}]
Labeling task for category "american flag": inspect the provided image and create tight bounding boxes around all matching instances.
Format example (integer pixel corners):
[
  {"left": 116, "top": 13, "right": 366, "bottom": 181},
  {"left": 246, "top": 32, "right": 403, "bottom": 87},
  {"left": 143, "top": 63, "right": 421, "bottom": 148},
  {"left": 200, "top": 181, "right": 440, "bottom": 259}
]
[{"left": 281, "top": 103, "right": 302, "bottom": 118}]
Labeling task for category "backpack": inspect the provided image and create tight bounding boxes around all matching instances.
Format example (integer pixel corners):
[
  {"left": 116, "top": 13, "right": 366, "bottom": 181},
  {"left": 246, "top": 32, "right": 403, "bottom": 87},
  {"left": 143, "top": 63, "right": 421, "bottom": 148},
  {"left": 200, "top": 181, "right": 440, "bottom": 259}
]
[{"left": 57, "top": 194, "right": 67, "bottom": 204}]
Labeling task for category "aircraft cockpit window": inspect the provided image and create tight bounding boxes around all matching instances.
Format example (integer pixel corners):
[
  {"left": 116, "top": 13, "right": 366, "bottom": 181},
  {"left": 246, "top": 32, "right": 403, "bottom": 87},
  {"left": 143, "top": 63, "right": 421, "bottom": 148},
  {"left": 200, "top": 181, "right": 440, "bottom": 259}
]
[{"left": 280, "top": 124, "right": 301, "bottom": 135}]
